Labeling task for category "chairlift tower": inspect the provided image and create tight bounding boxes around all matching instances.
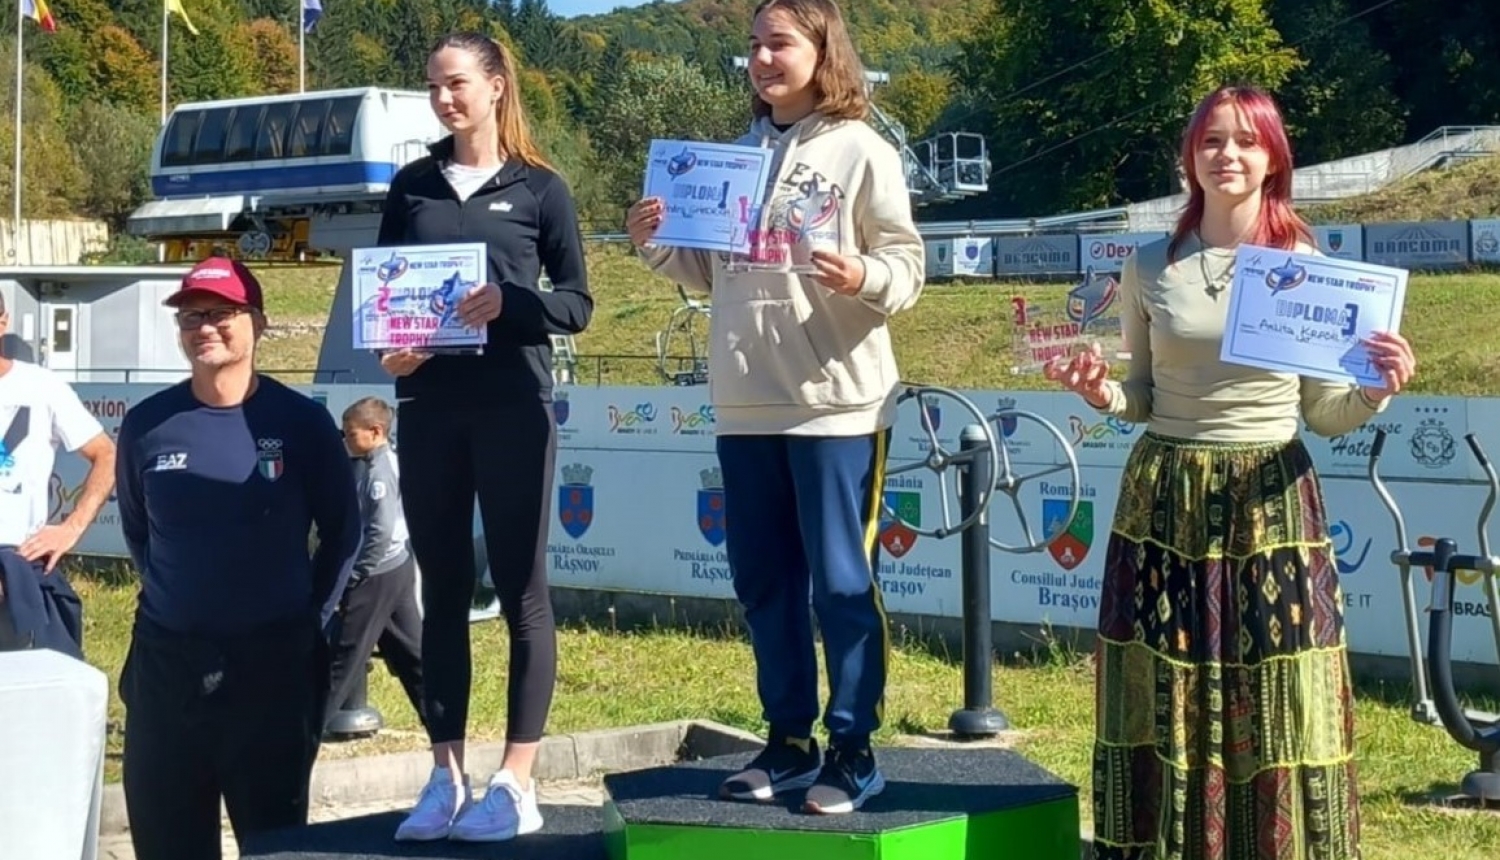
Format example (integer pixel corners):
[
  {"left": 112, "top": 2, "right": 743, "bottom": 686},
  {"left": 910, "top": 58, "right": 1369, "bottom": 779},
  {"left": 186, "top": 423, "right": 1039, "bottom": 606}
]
[{"left": 731, "top": 57, "right": 991, "bottom": 206}]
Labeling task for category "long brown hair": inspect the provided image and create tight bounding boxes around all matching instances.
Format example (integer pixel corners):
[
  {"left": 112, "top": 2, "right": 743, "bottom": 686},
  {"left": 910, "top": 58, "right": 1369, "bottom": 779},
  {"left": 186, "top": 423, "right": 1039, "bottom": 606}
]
[
  {"left": 1167, "top": 85, "right": 1312, "bottom": 261},
  {"left": 429, "top": 32, "right": 552, "bottom": 170},
  {"left": 750, "top": 0, "right": 869, "bottom": 122}
]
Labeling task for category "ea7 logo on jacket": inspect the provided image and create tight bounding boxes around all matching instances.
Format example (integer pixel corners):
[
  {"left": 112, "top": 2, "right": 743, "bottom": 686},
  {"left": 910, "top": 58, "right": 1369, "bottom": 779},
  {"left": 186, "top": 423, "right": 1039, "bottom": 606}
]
[{"left": 154, "top": 452, "right": 188, "bottom": 471}]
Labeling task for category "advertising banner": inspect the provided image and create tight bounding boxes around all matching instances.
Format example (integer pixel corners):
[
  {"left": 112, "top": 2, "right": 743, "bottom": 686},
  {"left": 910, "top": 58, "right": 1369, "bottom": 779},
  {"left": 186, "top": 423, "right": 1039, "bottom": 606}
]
[
  {"left": 992, "top": 235, "right": 1080, "bottom": 277},
  {"left": 1077, "top": 232, "right": 1167, "bottom": 274},
  {"left": 1313, "top": 225, "right": 1364, "bottom": 261},
  {"left": 926, "top": 238, "right": 994, "bottom": 279},
  {"left": 1362, "top": 221, "right": 1469, "bottom": 269}
]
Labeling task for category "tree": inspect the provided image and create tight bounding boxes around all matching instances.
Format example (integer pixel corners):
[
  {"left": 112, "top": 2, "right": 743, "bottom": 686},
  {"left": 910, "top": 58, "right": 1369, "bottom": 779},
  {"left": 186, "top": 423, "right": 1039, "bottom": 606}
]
[
  {"left": 954, "top": 0, "right": 1301, "bottom": 215},
  {"left": 0, "top": 47, "right": 86, "bottom": 219},
  {"left": 1366, "top": 0, "right": 1500, "bottom": 135},
  {"left": 519, "top": 67, "right": 560, "bottom": 127},
  {"left": 513, "top": 0, "right": 561, "bottom": 70},
  {"left": 876, "top": 67, "right": 952, "bottom": 140},
  {"left": 91, "top": 25, "right": 161, "bottom": 114},
  {"left": 311, "top": 2, "right": 392, "bottom": 89},
  {"left": 67, "top": 101, "right": 156, "bottom": 231},
  {"left": 588, "top": 55, "right": 746, "bottom": 219},
  {"left": 1267, "top": 0, "right": 1405, "bottom": 166},
  {"left": 241, "top": 18, "right": 299, "bottom": 94},
  {"left": 164, "top": 0, "right": 259, "bottom": 106}
]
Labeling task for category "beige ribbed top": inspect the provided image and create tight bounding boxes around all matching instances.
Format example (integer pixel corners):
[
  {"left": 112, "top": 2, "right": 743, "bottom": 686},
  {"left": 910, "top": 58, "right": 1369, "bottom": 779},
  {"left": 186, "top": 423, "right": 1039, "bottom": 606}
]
[{"left": 1099, "top": 233, "right": 1384, "bottom": 441}]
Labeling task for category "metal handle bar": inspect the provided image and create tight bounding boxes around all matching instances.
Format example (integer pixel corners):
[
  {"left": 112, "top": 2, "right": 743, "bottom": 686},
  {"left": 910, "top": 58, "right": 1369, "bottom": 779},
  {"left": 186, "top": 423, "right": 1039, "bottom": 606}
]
[
  {"left": 1367, "top": 429, "right": 1409, "bottom": 553},
  {"left": 1465, "top": 433, "right": 1499, "bottom": 560},
  {"left": 1371, "top": 430, "right": 1500, "bottom": 556}
]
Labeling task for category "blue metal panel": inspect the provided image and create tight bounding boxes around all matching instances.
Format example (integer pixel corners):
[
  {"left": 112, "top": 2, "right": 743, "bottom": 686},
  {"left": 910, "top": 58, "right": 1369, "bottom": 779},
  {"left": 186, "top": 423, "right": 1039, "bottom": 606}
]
[{"left": 151, "top": 161, "right": 398, "bottom": 198}]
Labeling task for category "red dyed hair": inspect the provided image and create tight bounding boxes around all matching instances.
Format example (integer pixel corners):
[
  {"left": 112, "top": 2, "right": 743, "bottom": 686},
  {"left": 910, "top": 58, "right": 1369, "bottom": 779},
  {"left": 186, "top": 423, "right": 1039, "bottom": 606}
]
[{"left": 1167, "top": 85, "right": 1313, "bottom": 261}]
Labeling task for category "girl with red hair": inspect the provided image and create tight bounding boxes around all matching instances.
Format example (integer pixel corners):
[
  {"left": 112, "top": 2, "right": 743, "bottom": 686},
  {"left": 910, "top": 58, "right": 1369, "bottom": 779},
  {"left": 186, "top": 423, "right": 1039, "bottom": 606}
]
[{"left": 1047, "top": 85, "right": 1416, "bottom": 859}]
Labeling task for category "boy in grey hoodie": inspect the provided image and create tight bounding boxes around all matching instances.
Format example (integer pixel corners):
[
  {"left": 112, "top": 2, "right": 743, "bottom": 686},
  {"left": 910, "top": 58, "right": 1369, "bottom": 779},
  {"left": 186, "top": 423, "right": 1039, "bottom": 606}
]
[
  {"left": 325, "top": 396, "right": 425, "bottom": 733},
  {"left": 626, "top": 0, "right": 923, "bottom": 816}
]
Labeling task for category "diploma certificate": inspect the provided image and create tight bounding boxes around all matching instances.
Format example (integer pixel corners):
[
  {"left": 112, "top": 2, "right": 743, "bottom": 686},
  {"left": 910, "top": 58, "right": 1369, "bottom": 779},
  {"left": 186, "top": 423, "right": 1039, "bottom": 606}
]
[
  {"left": 642, "top": 139, "right": 772, "bottom": 254},
  {"left": 350, "top": 243, "right": 489, "bottom": 354},
  {"left": 1220, "top": 245, "right": 1407, "bottom": 387}
]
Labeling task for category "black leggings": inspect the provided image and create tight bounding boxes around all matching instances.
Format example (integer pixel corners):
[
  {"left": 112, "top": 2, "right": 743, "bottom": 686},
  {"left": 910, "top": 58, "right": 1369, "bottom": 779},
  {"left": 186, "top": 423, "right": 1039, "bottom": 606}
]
[{"left": 397, "top": 399, "right": 557, "bottom": 744}]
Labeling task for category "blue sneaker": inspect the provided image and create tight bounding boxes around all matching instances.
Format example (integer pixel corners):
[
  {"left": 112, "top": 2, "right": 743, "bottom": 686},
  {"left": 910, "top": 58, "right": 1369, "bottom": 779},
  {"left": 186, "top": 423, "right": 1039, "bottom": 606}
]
[{"left": 803, "top": 745, "right": 885, "bottom": 814}]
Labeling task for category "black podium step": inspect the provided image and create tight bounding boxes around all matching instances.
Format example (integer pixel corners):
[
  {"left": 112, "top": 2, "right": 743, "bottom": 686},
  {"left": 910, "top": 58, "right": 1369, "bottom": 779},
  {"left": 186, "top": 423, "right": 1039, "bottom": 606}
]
[{"left": 240, "top": 804, "right": 607, "bottom": 859}]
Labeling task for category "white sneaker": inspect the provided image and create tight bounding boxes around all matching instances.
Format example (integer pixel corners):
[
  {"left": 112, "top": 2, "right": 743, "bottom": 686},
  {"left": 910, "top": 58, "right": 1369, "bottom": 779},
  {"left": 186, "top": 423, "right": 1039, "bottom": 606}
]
[
  {"left": 448, "top": 769, "right": 544, "bottom": 841},
  {"left": 394, "top": 767, "right": 472, "bottom": 841}
]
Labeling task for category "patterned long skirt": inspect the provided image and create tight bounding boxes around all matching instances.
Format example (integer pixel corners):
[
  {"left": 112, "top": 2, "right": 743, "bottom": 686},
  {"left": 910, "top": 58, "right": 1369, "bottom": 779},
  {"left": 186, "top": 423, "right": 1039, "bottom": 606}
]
[{"left": 1090, "top": 433, "right": 1361, "bottom": 860}]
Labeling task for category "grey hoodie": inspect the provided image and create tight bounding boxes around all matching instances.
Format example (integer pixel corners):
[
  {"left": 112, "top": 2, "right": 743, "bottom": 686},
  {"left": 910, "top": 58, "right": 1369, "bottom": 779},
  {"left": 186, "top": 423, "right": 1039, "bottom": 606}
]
[
  {"left": 642, "top": 113, "right": 925, "bottom": 437},
  {"left": 350, "top": 445, "right": 410, "bottom": 582}
]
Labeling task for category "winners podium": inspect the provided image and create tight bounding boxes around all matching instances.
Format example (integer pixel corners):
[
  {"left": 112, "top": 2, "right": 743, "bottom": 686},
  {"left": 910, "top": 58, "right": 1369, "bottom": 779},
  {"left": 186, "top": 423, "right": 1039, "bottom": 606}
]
[
  {"left": 243, "top": 387, "right": 1089, "bottom": 859},
  {"left": 244, "top": 748, "right": 1081, "bottom": 860}
]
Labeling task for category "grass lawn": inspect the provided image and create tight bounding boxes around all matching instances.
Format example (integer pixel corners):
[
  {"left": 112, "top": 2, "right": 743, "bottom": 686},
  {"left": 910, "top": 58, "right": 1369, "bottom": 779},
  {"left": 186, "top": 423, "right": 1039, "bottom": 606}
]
[{"left": 72, "top": 564, "right": 1500, "bottom": 860}]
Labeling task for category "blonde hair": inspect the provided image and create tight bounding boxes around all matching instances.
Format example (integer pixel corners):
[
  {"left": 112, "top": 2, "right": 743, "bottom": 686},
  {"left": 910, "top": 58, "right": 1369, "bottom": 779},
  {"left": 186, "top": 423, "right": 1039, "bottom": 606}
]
[
  {"left": 430, "top": 32, "right": 553, "bottom": 170},
  {"left": 751, "top": 0, "right": 869, "bottom": 122}
]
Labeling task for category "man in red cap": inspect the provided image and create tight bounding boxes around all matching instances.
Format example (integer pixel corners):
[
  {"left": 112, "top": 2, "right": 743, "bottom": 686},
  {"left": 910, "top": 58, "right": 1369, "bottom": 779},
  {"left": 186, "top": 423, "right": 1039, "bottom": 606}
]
[{"left": 113, "top": 256, "right": 362, "bottom": 860}]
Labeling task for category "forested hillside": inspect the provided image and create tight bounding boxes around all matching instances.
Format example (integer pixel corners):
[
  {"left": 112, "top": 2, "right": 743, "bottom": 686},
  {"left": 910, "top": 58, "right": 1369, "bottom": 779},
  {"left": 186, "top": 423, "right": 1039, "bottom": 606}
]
[{"left": 7, "top": 0, "right": 1500, "bottom": 233}]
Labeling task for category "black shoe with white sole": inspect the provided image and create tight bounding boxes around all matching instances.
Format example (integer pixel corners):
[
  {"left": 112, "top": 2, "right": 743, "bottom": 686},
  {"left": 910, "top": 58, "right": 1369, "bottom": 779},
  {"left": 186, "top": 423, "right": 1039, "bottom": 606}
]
[
  {"left": 803, "top": 745, "right": 885, "bottom": 814},
  {"left": 719, "top": 735, "right": 822, "bottom": 802}
]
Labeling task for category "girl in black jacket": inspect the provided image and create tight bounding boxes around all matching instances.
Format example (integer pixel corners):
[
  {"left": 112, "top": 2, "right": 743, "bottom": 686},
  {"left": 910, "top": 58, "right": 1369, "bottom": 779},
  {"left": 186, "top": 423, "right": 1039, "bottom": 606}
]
[{"left": 377, "top": 31, "right": 592, "bottom": 845}]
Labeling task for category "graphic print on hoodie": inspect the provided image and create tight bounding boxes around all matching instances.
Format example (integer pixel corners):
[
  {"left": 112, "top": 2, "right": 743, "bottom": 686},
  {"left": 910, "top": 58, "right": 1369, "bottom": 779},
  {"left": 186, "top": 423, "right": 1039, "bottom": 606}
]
[{"left": 732, "top": 156, "right": 845, "bottom": 271}]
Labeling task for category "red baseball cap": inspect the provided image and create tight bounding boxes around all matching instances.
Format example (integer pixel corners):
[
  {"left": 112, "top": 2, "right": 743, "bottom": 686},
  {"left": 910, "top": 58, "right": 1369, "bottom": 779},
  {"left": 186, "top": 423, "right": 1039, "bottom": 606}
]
[{"left": 164, "top": 257, "right": 265, "bottom": 310}]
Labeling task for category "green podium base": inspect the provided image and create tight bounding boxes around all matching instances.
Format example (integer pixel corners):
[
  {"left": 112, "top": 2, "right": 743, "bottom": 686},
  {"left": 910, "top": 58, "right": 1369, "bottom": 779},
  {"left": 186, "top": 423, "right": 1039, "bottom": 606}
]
[{"left": 603, "top": 747, "right": 1080, "bottom": 860}]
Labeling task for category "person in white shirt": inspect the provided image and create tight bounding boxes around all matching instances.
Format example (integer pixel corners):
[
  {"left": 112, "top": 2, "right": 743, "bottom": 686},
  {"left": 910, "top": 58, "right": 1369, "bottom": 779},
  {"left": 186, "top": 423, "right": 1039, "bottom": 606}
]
[{"left": 0, "top": 289, "right": 116, "bottom": 657}]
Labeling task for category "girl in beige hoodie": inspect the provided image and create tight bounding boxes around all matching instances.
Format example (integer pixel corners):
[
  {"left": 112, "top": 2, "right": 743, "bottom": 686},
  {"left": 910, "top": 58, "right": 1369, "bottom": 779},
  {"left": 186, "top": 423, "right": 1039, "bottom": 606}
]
[{"left": 626, "top": 0, "right": 924, "bottom": 818}]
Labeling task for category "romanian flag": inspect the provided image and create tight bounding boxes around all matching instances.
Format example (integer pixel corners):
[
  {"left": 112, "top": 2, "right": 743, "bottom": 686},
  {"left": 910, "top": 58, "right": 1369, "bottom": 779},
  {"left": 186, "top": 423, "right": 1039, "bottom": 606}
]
[{"left": 20, "top": 0, "right": 57, "bottom": 32}]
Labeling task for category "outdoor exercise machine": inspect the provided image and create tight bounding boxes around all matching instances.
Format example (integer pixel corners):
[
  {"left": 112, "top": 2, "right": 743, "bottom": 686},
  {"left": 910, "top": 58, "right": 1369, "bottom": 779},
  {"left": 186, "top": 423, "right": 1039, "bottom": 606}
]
[
  {"left": 1369, "top": 428, "right": 1500, "bottom": 803},
  {"left": 655, "top": 285, "right": 711, "bottom": 386},
  {"left": 882, "top": 384, "right": 1081, "bottom": 736}
]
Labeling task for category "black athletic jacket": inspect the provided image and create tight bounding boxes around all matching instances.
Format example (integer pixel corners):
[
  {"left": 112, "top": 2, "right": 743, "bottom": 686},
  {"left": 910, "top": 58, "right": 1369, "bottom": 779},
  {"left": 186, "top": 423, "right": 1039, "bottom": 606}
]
[{"left": 376, "top": 137, "right": 593, "bottom": 404}]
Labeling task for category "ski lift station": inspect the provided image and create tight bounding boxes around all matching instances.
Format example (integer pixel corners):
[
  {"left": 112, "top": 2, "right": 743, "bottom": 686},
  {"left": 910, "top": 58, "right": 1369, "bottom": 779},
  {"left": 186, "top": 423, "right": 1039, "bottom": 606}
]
[{"left": 125, "top": 87, "right": 446, "bottom": 264}]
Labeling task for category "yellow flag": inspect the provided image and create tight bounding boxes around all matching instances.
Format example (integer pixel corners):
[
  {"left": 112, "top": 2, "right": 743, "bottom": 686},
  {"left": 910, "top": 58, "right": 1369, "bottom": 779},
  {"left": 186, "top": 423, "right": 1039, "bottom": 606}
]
[{"left": 166, "top": 0, "right": 199, "bottom": 35}]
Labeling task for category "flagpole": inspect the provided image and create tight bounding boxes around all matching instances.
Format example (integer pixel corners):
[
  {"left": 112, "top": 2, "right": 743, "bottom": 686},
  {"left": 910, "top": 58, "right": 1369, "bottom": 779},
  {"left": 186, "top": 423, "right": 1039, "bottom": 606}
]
[
  {"left": 298, "top": 0, "right": 305, "bottom": 93},
  {"left": 13, "top": 0, "right": 24, "bottom": 254},
  {"left": 159, "top": 0, "right": 168, "bottom": 124}
]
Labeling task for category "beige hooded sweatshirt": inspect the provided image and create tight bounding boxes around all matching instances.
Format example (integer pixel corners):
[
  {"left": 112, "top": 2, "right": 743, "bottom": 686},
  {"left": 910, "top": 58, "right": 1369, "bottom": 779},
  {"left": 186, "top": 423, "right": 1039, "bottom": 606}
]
[{"left": 641, "top": 112, "right": 925, "bottom": 437}]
